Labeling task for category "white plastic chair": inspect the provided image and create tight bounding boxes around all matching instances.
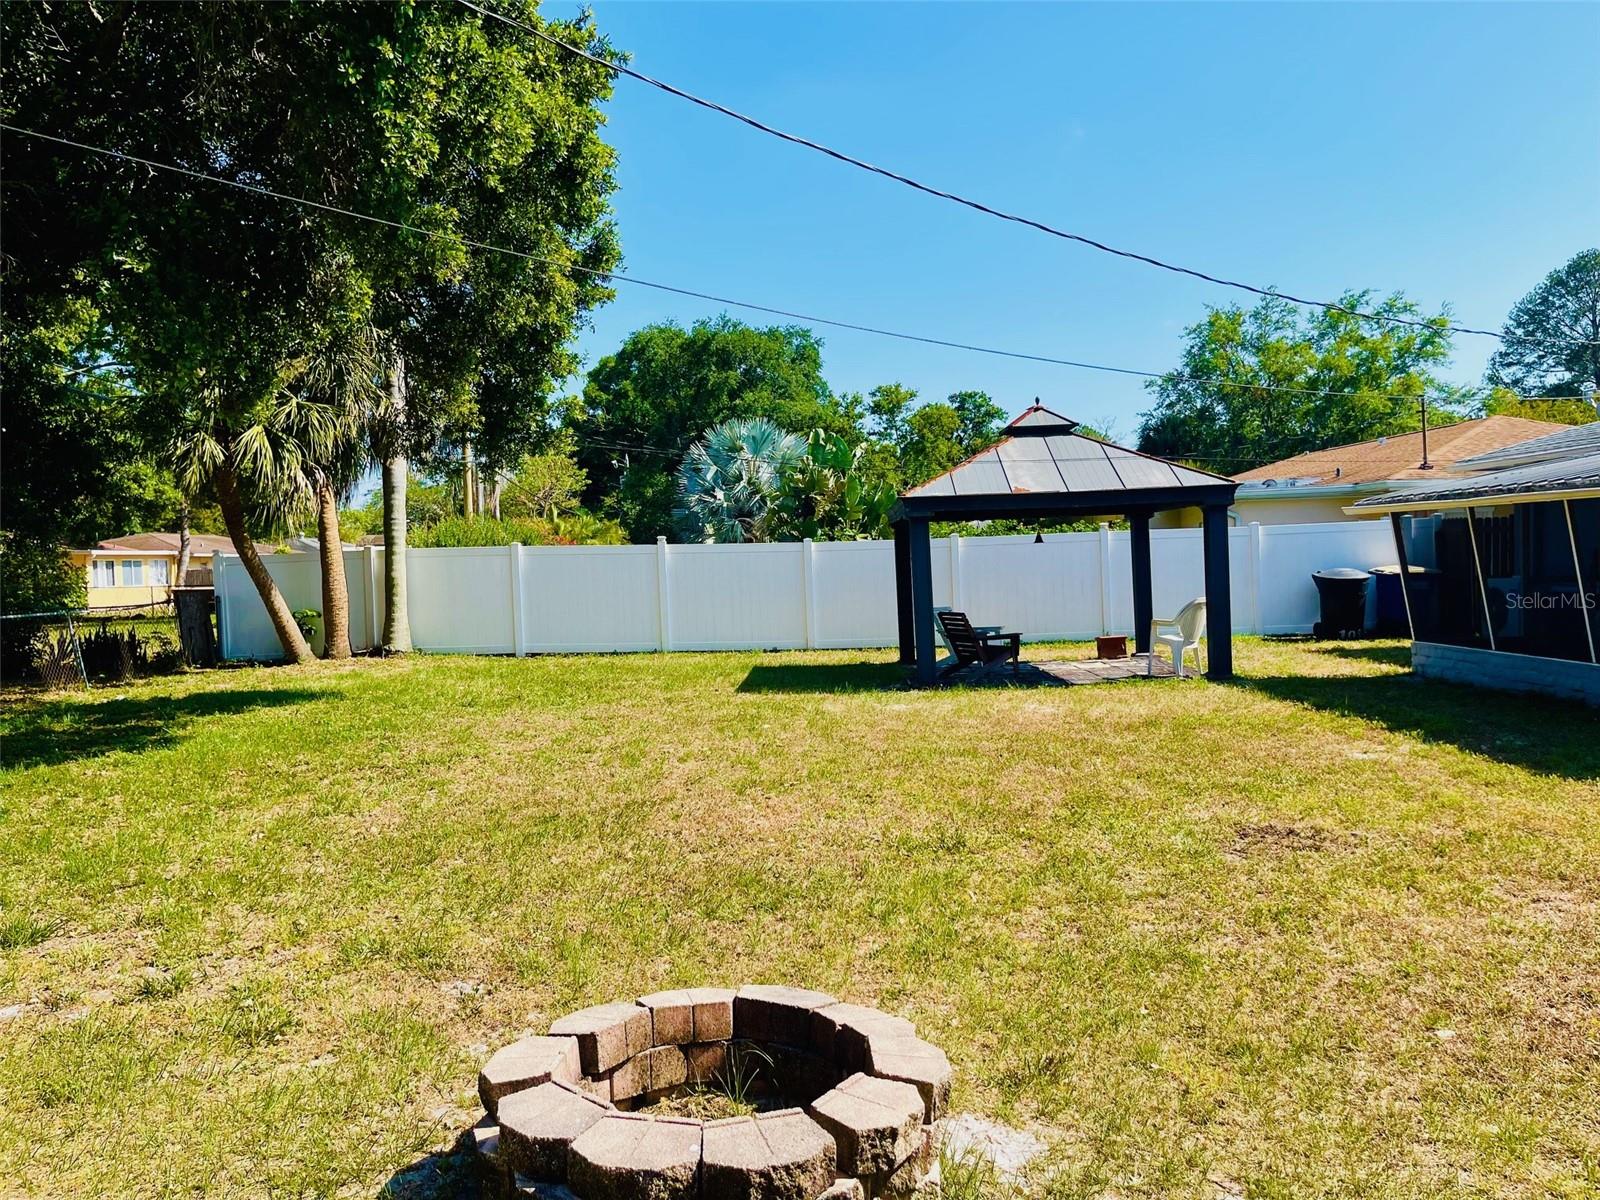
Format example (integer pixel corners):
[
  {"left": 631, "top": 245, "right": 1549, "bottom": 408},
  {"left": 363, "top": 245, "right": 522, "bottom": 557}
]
[{"left": 1147, "top": 597, "right": 1207, "bottom": 678}]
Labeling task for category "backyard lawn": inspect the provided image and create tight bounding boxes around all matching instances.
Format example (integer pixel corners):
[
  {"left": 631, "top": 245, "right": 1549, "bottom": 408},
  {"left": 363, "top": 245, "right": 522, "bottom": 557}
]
[{"left": 1, "top": 639, "right": 1596, "bottom": 1199}]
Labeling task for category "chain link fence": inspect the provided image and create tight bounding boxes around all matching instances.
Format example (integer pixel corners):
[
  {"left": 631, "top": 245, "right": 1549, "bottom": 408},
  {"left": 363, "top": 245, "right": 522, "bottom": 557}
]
[{"left": 1, "top": 600, "right": 199, "bottom": 689}]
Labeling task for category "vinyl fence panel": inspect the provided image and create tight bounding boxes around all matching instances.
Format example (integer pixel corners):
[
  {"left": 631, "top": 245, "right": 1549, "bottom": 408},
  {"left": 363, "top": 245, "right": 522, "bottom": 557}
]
[
  {"left": 958, "top": 534, "right": 1106, "bottom": 640},
  {"left": 520, "top": 544, "right": 660, "bottom": 653},
  {"left": 666, "top": 542, "right": 809, "bottom": 650},
  {"left": 1255, "top": 519, "right": 1396, "bottom": 634},
  {"left": 216, "top": 547, "right": 378, "bottom": 657},
  {"left": 406, "top": 548, "right": 516, "bottom": 654},
  {"left": 810, "top": 540, "right": 898, "bottom": 648}
]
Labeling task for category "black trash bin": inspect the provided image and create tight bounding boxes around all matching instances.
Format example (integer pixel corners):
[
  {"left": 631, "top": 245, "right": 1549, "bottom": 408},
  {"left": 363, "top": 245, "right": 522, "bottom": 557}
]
[{"left": 1312, "top": 568, "right": 1371, "bottom": 638}]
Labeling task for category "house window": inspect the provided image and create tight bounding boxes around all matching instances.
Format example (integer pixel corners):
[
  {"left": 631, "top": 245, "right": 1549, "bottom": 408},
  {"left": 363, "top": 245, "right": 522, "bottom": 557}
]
[
  {"left": 122, "top": 559, "right": 143, "bottom": 586},
  {"left": 91, "top": 559, "right": 117, "bottom": 588},
  {"left": 149, "top": 558, "right": 171, "bottom": 586}
]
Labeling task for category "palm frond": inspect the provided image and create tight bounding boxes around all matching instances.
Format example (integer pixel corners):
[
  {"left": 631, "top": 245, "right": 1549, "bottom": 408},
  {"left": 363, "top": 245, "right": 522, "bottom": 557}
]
[{"left": 672, "top": 418, "right": 804, "bottom": 543}]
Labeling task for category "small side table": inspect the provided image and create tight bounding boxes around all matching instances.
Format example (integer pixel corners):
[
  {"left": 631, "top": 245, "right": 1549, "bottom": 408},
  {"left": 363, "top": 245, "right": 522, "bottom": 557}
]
[{"left": 1095, "top": 634, "right": 1129, "bottom": 660}]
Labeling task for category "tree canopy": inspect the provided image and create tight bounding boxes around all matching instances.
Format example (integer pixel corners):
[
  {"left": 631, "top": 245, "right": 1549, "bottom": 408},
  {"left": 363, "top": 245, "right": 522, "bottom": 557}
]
[
  {"left": 574, "top": 317, "right": 861, "bottom": 540},
  {"left": 1485, "top": 249, "right": 1600, "bottom": 403},
  {"left": 2, "top": 1, "right": 622, "bottom": 647},
  {"left": 1136, "top": 292, "right": 1456, "bottom": 473}
]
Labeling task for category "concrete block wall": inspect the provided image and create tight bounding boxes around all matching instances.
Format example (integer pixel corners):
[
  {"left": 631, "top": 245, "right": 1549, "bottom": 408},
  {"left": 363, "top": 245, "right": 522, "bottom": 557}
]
[{"left": 1413, "top": 641, "right": 1600, "bottom": 706}]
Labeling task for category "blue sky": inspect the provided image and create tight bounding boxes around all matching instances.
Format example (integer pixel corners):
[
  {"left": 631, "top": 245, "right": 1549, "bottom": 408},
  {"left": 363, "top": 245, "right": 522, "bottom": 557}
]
[{"left": 556, "top": 0, "right": 1600, "bottom": 440}]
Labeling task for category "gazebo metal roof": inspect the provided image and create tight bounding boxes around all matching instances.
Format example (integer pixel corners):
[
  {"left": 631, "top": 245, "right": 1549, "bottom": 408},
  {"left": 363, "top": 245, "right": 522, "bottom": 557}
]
[{"left": 893, "top": 404, "right": 1237, "bottom": 521}]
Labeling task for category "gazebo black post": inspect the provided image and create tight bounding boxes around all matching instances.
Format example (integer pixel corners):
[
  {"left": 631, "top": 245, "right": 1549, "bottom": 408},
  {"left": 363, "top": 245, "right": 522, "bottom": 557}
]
[
  {"left": 1130, "top": 511, "right": 1154, "bottom": 655},
  {"left": 1201, "top": 503, "right": 1234, "bottom": 679},
  {"left": 907, "top": 518, "right": 938, "bottom": 687},
  {"left": 893, "top": 520, "right": 914, "bottom": 664}
]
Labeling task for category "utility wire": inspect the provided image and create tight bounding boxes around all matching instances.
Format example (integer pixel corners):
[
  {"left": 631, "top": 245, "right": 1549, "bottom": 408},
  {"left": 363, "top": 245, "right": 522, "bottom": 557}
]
[
  {"left": 458, "top": 0, "right": 1599, "bottom": 351},
  {"left": 6, "top": 123, "right": 1590, "bottom": 410},
  {"left": 571, "top": 432, "right": 1502, "bottom": 469},
  {"left": 49, "top": 378, "right": 1537, "bottom": 475}
]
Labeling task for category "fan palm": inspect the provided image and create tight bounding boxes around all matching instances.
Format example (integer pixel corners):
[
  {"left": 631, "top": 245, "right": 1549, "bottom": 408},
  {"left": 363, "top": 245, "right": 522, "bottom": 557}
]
[
  {"left": 172, "top": 380, "right": 352, "bottom": 664},
  {"left": 673, "top": 418, "right": 805, "bottom": 543}
]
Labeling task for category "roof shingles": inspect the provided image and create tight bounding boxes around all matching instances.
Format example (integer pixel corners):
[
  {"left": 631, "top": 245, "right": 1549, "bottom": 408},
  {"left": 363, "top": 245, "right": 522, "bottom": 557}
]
[
  {"left": 95, "top": 533, "right": 238, "bottom": 554},
  {"left": 1233, "top": 416, "right": 1568, "bottom": 487}
]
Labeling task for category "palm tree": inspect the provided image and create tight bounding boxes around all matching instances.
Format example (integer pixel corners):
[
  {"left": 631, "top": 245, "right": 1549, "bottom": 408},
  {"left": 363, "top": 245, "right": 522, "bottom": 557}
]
[
  {"left": 296, "top": 326, "right": 383, "bottom": 660},
  {"left": 369, "top": 345, "right": 413, "bottom": 653},
  {"left": 174, "top": 496, "right": 194, "bottom": 588},
  {"left": 174, "top": 385, "right": 348, "bottom": 665},
  {"left": 673, "top": 418, "right": 805, "bottom": 543}
]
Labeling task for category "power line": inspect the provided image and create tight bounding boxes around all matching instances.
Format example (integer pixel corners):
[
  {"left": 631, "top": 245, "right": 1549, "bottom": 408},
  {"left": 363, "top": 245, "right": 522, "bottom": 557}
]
[
  {"left": 6, "top": 123, "right": 1589, "bottom": 411},
  {"left": 458, "top": 0, "right": 1600, "bottom": 352},
  {"left": 51, "top": 376, "right": 1540, "bottom": 475}
]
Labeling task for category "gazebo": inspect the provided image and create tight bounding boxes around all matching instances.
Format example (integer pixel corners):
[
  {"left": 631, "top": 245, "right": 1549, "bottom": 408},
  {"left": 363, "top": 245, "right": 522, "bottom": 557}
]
[{"left": 889, "top": 405, "right": 1240, "bottom": 685}]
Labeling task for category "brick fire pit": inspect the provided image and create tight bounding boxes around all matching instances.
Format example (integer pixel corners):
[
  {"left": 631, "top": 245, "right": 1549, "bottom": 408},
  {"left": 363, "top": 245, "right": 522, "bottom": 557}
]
[{"left": 471, "top": 985, "right": 951, "bottom": 1199}]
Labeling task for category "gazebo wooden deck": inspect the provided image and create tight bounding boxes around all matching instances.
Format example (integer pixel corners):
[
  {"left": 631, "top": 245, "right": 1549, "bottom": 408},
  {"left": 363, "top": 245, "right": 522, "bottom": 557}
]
[{"left": 889, "top": 405, "right": 1240, "bottom": 687}]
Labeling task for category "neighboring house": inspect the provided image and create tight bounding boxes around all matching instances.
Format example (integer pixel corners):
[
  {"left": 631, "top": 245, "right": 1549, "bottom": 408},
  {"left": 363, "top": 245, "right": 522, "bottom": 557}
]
[
  {"left": 1350, "top": 420, "right": 1600, "bottom": 705},
  {"left": 67, "top": 533, "right": 237, "bottom": 608},
  {"left": 1152, "top": 416, "right": 1569, "bottom": 528}
]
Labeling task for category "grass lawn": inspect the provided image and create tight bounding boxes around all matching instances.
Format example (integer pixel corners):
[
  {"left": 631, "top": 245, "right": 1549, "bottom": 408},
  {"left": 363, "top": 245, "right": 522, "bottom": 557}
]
[{"left": 2, "top": 639, "right": 1597, "bottom": 1199}]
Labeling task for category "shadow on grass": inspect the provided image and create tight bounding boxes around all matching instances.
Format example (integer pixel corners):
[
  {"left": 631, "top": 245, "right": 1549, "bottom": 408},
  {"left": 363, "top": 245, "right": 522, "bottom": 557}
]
[
  {"left": 379, "top": 1124, "right": 502, "bottom": 1199},
  {"left": 1, "top": 687, "right": 323, "bottom": 771},
  {"left": 737, "top": 661, "right": 908, "bottom": 694},
  {"left": 1307, "top": 642, "right": 1415, "bottom": 668},
  {"left": 380, "top": 1139, "right": 480, "bottom": 1196},
  {"left": 1231, "top": 668, "right": 1600, "bottom": 781}
]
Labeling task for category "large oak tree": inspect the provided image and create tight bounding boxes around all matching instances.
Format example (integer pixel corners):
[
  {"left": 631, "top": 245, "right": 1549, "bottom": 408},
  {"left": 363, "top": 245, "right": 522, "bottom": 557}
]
[{"left": 1136, "top": 292, "right": 1456, "bottom": 473}]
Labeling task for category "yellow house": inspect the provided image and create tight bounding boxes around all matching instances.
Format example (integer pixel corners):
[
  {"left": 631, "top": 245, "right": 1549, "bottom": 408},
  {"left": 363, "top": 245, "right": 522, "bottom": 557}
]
[{"left": 67, "top": 533, "right": 237, "bottom": 609}]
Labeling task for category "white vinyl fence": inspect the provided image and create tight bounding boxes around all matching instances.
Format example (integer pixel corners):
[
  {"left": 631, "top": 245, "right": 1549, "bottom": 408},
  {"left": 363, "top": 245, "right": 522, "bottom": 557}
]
[{"left": 215, "top": 520, "right": 1398, "bottom": 661}]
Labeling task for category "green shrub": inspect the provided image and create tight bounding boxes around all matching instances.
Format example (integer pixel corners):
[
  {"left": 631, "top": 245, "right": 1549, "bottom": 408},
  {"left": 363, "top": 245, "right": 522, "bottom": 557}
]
[
  {"left": 411, "top": 516, "right": 550, "bottom": 548},
  {"left": 410, "top": 513, "right": 629, "bottom": 548},
  {"left": 291, "top": 608, "right": 320, "bottom": 640}
]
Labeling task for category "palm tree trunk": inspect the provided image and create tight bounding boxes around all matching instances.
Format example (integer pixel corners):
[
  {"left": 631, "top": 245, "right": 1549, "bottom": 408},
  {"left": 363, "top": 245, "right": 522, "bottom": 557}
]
[
  {"left": 214, "top": 460, "right": 315, "bottom": 665},
  {"left": 174, "top": 499, "right": 193, "bottom": 589},
  {"left": 380, "top": 349, "right": 413, "bottom": 653},
  {"left": 316, "top": 480, "right": 351, "bottom": 659}
]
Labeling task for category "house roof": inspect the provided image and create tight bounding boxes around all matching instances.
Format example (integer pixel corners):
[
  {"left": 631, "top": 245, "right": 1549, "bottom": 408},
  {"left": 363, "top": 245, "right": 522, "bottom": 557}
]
[
  {"left": 1453, "top": 419, "right": 1600, "bottom": 472},
  {"left": 895, "top": 404, "right": 1236, "bottom": 521},
  {"left": 1233, "top": 416, "right": 1569, "bottom": 489},
  {"left": 1351, "top": 451, "right": 1600, "bottom": 513},
  {"left": 95, "top": 533, "right": 238, "bottom": 555}
]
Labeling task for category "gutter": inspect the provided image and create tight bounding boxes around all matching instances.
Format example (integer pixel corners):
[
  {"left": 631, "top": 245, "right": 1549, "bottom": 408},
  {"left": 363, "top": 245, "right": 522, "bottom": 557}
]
[{"left": 1235, "top": 481, "right": 1389, "bottom": 501}]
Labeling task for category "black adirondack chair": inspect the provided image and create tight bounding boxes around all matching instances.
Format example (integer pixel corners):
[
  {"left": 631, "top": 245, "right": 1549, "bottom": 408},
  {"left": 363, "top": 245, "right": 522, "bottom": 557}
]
[{"left": 935, "top": 610, "right": 1022, "bottom": 678}]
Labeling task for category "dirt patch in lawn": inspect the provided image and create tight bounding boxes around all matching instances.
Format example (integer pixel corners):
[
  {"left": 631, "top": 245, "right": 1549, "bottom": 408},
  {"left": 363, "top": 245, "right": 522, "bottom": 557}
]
[{"left": 1229, "top": 822, "right": 1339, "bottom": 856}]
